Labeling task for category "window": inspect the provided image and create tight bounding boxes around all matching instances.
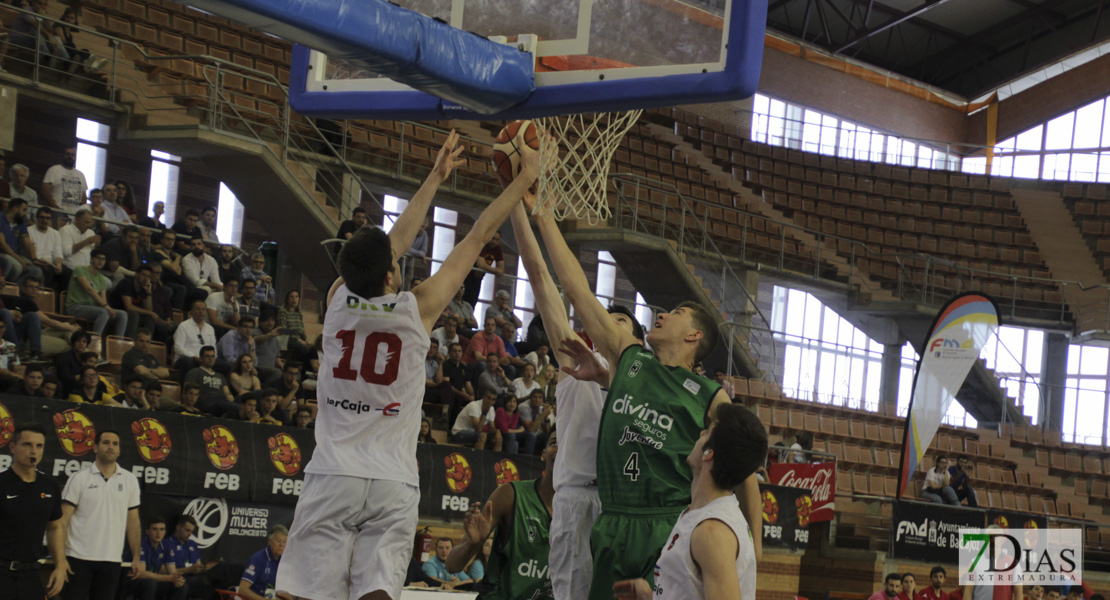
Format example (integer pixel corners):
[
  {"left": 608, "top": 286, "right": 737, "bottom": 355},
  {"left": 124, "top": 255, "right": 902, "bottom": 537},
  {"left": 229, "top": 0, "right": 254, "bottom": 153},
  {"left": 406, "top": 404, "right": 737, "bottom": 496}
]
[
  {"left": 635, "top": 292, "right": 653, "bottom": 333},
  {"left": 595, "top": 251, "right": 617, "bottom": 302},
  {"left": 381, "top": 194, "right": 407, "bottom": 232},
  {"left": 980, "top": 326, "right": 1044, "bottom": 425},
  {"left": 513, "top": 259, "right": 535, "bottom": 334},
  {"left": 429, "top": 207, "right": 457, "bottom": 276},
  {"left": 149, "top": 150, "right": 181, "bottom": 227},
  {"left": 1064, "top": 344, "right": 1110, "bottom": 445},
  {"left": 216, "top": 183, "right": 244, "bottom": 247},
  {"left": 75, "top": 118, "right": 110, "bottom": 191}
]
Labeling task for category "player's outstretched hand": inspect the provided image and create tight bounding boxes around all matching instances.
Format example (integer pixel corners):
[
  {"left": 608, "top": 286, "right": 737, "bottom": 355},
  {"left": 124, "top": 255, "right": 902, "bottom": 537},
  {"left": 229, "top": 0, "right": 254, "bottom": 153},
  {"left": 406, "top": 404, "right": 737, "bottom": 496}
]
[
  {"left": 431, "top": 129, "right": 467, "bottom": 183},
  {"left": 519, "top": 139, "right": 541, "bottom": 182},
  {"left": 464, "top": 500, "right": 494, "bottom": 544},
  {"left": 613, "top": 578, "right": 653, "bottom": 600},
  {"left": 559, "top": 336, "right": 609, "bottom": 386}
]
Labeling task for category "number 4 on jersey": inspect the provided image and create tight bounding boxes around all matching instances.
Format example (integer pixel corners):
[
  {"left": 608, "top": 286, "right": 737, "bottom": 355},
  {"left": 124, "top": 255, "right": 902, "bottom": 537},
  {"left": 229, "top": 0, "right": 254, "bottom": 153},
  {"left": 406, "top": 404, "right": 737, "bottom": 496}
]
[
  {"left": 332, "top": 330, "right": 403, "bottom": 385},
  {"left": 623, "top": 452, "right": 640, "bottom": 481}
]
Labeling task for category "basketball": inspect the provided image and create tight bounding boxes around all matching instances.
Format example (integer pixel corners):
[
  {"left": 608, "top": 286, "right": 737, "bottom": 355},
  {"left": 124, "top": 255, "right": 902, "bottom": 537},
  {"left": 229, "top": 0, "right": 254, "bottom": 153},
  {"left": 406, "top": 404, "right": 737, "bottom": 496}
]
[{"left": 491, "top": 120, "right": 540, "bottom": 187}]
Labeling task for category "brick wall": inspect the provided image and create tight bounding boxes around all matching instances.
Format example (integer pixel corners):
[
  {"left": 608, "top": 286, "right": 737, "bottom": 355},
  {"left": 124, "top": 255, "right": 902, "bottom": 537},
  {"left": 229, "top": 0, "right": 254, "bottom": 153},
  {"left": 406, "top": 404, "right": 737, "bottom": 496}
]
[{"left": 759, "top": 549, "right": 804, "bottom": 600}]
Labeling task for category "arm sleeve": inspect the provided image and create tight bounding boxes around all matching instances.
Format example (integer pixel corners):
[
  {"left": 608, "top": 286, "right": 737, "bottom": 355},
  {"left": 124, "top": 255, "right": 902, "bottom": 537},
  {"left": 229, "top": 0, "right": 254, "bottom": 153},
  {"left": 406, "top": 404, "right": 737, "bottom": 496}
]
[
  {"left": 208, "top": 258, "right": 222, "bottom": 285},
  {"left": 49, "top": 481, "right": 63, "bottom": 520},
  {"left": 421, "top": 561, "right": 439, "bottom": 578},
  {"left": 182, "top": 256, "right": 202, "bottom": 286},
  {"left": 61, "top": 472, "right": 81, "bottom": 506}
]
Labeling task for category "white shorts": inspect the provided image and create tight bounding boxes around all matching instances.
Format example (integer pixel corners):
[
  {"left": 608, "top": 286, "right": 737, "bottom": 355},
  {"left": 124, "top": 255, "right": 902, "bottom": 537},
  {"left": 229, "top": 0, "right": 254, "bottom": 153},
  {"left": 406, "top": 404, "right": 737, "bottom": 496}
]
[
  {"left": 276, "top": 473, "right": 419, "bottom": 600},
  {"left": 550, "top": 485, "right": 602, "bottom": 600}
]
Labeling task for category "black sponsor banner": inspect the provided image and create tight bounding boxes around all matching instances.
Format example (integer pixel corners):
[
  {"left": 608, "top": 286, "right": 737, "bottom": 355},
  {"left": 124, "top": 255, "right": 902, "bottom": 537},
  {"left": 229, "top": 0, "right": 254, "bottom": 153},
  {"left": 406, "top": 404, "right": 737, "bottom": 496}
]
[
  {"left": 891, "top": 501, "right": 984, "bottom": 563},
  {"left": 759, "top": 483, "right": 811, "bottom": 551},
  {"left": 424, "top": 443, "right": 544, "bottom": 521},
  {"left": 36, "top": 400, "right": 121, "bottom": 488},
  {"left": 986, "top": 509, "right": 1048, "bottom": 531},
  {"left": 0, "top": 395, "right": 36, "bottom": 471},
  {"left": 112, "top": 409, "right": 194, "bottom": 496},
  {"left": 180, "top": 416, "right": 256, "bottom": 501},
  {"left": 250, "top": 425, "right": 315, "bottom": 504}
]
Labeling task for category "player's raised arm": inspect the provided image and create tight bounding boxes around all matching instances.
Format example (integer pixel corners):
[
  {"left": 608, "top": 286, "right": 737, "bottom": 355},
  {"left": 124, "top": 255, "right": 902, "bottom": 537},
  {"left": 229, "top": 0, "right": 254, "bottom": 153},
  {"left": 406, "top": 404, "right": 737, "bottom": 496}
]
[
  {"left": 445, "top": 486, "right": 515, "bottom": 573},
  {"left": 413, "top": 152, "right": 538, "bottom": 332},
  {"left": 690, "top": 520, "right": 743, "bottom": 599},
  {"left": 509, "top": 203, "right": 576, "bottom": 367},
  {"left": 529, "top": 200, "right": 632, "bottom": 366}
]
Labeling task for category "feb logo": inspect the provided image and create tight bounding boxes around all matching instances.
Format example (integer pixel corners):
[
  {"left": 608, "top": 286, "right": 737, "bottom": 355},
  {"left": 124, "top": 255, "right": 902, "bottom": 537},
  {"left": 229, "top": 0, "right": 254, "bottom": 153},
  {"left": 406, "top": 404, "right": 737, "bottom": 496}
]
[
  {"left": 795, "top": 495, "right": 813, "bottom": 527},
  {"left": 0, "top": 401, "right": 13, "bottom": 449},
  {"left": 993, "top": 515, "right": 1009, "bottom": 528},
  {"left": 268, "top": 433, "right": 303, "bottom": 476},
  {"left": 494, "top": 458, "right": 520, "bottom": 485},
  {"left": 761, "top": 490, "right": 779, "bottom": 524},
  {"left": 53, "top": 409, "right": 97, "bottom": 456},
  {"left": 445, "top": 452, "right": 473, "bottom": 493},
  {"left": 202, "top": 425, "right": 239, "bottom": 470},
  {"left": 131, "top": 418, "right": 172, "bottom": 463}
]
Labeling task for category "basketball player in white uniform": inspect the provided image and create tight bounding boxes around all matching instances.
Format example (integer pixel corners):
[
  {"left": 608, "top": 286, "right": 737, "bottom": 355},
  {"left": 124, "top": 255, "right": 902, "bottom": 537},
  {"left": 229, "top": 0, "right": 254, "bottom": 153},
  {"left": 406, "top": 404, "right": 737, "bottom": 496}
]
[
  {"left": 612, "top": 403, "right": 767, "bottom": 600},
  {"left": 508, "top": 202, "right": 644, "bottom": 600},
  {"left": 277, "top": 131, "right": 539, "bottom": 600}
]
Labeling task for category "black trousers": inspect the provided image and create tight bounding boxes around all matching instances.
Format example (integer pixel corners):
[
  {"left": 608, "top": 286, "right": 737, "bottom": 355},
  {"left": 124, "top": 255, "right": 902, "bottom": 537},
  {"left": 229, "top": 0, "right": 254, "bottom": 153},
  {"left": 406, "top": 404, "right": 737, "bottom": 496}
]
[
  {"left": 0, "top": 568, "right": 45, "bottom": 600},
  {"left": 63, "top": 557, "right": 122, "bottom": 600}
]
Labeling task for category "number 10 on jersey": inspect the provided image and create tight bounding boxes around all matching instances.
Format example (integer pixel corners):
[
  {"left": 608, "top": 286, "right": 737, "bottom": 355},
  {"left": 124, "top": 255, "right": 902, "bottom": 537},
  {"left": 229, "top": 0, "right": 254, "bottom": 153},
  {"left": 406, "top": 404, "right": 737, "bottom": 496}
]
[{"left": 332, "top": 330, "right": 403, "bottom": 385}]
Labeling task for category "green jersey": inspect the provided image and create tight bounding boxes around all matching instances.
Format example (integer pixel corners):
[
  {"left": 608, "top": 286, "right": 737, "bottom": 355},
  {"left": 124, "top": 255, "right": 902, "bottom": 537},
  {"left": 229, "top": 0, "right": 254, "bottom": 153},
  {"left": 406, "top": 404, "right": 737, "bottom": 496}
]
[
  {"left": 597, "top": 346, "right": 720, "bottom": 509},
  {"left": 484, "top": 480, "right": 554, "bottom": 600}
]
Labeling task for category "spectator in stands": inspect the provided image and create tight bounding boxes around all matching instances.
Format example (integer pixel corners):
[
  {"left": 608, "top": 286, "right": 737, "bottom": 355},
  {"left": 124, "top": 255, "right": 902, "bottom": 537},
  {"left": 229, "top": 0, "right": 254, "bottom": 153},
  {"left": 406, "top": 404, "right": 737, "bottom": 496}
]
[
  {"left": 494, "top": 395, "right": 535, "bottom": 455},
  {"left": 112, "top": 265, "right": 171, "bottom": 342},
  {"left": 5, "top": 363, "right": 43, "bottom": 396},
  {"left": 431, "top": 314, "right": 464, "bottom": 357},
  {"left": 223, "top": 394, "right": 259, "bottom": 422},
  {"left": 421, "top": 538, "right": 470, "bottom": 589},
  {"left": 87, "top": 189, "right": 110, "bottom": 237},
  {"left": 424, "top": 337, "right": 451, "bottom": 406},
  {"left": 477, "top": 352, "right": 512, "bottom": 398},
  {"left": 499, "top": 322, "right": 528, "bottom": 372},
  {"left": 1066, "top": 587, "right": 1085, "bottom": 600},
  {"left": 693, "top": 363, "right": 706, "bottom": 377},
  {"left": 406, "top": 216, "right": 429, "bottom": 260},
  {"left": 1026, "top": 585, "right": 1045, "bottom": 600},
  {"left": 714, "top": 368, "right": 735, "bottom": 400},
  {"left": 446, "top": 285, "right": 478, "bottom": 333},
  {"left": 170, "top": 209, "right": 202, "bottom": 255},
  {"left": 206, "top": 276, "right": 240, "bottom": 336},
  {"left": 111, "top": 180, "right": 137, "bottom": 221},
  {"left": 519, "top": 388, "right": 553, "bottom": 452},
  {"left": 237, "top": 525, "right": 286, "bottom": 600},
  {"left": 238, "top": 278, "right": 262, "bottom": 322},
  {"left": 276, "top": 290, "right": 310, "bottom": 359},
  {"left": 170, "top": 383, "right": 206, "bottom": 417},
  {"left": 239, "top": 252, "right": 276, "bottom": 306},
  {"left": 443, "top": 342, "right": 475, "bottom": 425},
  {"left": 274, "top": 361, "right": 305, "bottom": 417},
  {"left": 919, "top": 566, "right": 949, "bottom": 600},
  {"left": 67, "top": 366, "right": 109, "bottom": 404},
  {"left": 41, "top": 145, "right": 88, "bottom": 215},
  {"left": 462, "top": 230, "right": 503, "bottom": 307},
  {"left": 450, "top": 390, "right": 501, "bottom": 450},
  {"left": 949, "top": 454, "right": 979, "bottom": 508},
  {"left": 417, "top": 417, "right": 436, "bottom": 443},
  {"left": 137, "top": 227, "right": 156, "bottom": 263},
  {"left": 0, "top": 198, "right": 41, "bottom": 283},
  {"left": 253, "top": 312, "right": 284, "bottom": 381},
  {"left": 138, "top": 201, "right": 166, "bottom": 231},
  {"left": 465, "top": 317, "right": 508, "bottom": 370},
  {"left": 899, "top": 573, "right": 917, "bottom": 600},
  {"left": 336, "top": 206, "right": 368, "bottom": 241},
  {"left": 182, "top": 236, "right": 222, "bottom": 296},
  {"left": 200, "top": 206, "right": 219, "bottom": 244},
  {"left": 143, "top": 381, "right": 166, "bottom": 411},
  {"left": 219, "top": 315, "right": 257, "bottom": 367},
  {"left": 66, "top": 247, "right": 127, "bottom": 337},
  {"left": 55, "top": 329, "right": 90, "bottom": 392},
  {"left": 216, "top": 245, "right": 242, "bottom": 286},
  {"left": 791, "top": 431, "right": 814, "bottom": 463},
  {"left": 8, "top": 164, "right": 37, "bottom": 203},
  {"left": 170, "top": 515, "right": 219, "bottom": 600},
  {"left": 121, "top": 516, "right": 187, "bottom": 600},
  {"left": 106, "top": 375, "right": 152, "bottom": 409},
  {"left": 60, "top": 209, "right": 99, "bottom": 270},
  {"left": 40, "top": 376, "right": 59, "bottom": 399},
  {"left": 5, "top": 276, "right": 80, "bottom": 359},
  {"left": 294, "top": 407, "right": 313, "bottom": 429},
  {"left": 509, "top": 361, "right": 541, "bottom": 402},
  {"left": 922, "top": 455, "right": 960, "bottom": 504},
  {"left": 0, "top": 320, "right": 22, "bottom": 389},
  {"left": 26, "top": 207, "right": 68, "bottom": 291},
  {"left": 229, "top": 352, "right": 262, "bottom": 399},
  {"left": 99, "top": 183, "right": 130, "bottom": 236},
  {"left": 152, "top": 230, "right": 188, "bottom": 310},
  {"left": 102, "top": 225, "right": 141, "bottom": 282},
  {"left": 522, "top": 342, "right": 550, "bottom": 376},
  {"left": 487, "top": 290, "right": 521, "bottom": 329},
  {"left": 185, "top": 346, "right": 238, "bottom": 416},
  {"left": 173, "top": 300, "right": 217, "bottom": 371},
  {"left": 538, "top": 362, "right": 557, "bottom": 405},
  {"left": 256, "top": 388, "right": 284, "bottom": 425},
  {"left": 1045, "top": 589, "right": 1062, "bottom": 600},
  {"left": 869, "top": 573, "right": 903, "bottom": 600},
  {"left": 146, "top": 264, "right": 175, "bottom": 332}
]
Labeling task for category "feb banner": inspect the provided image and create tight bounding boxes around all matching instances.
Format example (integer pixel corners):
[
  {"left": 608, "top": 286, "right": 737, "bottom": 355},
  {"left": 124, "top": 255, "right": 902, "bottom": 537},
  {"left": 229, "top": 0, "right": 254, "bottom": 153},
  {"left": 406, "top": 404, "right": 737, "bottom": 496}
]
[
  {"left": 420, "top": 442, "right": 544, "bottom": 521},
  {"left": 767, "top": 462, "right": 835, "bottom": 522},
  {"left": 891, "top": 501, "right": 987, "bottom": 564},
  {"left": 985, "top": 509, "right": 1048, "bottom": 531},
  {"left": 759, "top": 483, "right": 811, "bottom": 551},
  {"left": 897, "top": 293, "right": 999, "bottom": 499}
]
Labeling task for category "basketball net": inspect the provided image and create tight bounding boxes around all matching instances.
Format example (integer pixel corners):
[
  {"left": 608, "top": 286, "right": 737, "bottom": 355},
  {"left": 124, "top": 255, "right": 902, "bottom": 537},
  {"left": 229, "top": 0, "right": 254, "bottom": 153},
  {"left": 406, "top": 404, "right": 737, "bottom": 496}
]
[{"left": 533, "top": 110, "right": 643, "bottom": 225}]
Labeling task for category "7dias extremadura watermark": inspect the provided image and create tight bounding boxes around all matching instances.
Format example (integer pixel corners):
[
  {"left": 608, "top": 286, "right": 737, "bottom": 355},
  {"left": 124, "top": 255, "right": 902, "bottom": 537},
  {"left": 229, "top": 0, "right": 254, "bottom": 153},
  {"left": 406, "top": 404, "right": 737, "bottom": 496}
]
[{"left": 959, "top": 528, "right": 1082, "bottom": 586}]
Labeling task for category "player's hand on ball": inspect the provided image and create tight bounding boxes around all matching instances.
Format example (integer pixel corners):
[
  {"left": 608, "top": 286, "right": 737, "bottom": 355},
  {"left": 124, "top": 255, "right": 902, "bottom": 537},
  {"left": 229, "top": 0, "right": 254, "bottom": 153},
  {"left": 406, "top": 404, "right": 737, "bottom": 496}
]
[
  {"left": 432, "top": 129, "right": 467, "bottom": 182},
  {"left": 464, "top": 500, "right": 494, "bottom": 544},
  {"left": 559, "top": 336, "right": 610, "bottom": 386},
  {"left": 613, "top": 578, "right": 653, "bottom": 600}
]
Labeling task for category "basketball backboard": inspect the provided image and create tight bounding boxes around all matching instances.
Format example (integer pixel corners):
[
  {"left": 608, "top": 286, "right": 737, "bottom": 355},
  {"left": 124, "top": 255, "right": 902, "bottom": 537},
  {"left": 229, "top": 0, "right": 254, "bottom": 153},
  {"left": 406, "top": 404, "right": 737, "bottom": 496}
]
[{"left": 287, "top": 0, "right": 767, "bottom": 120}]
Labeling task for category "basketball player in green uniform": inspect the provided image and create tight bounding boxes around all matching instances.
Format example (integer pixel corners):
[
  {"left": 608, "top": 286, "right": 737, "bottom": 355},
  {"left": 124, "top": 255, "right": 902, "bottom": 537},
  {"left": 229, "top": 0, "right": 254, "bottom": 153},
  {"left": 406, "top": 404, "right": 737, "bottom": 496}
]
[
  {"left": 525, "top": 197, "right": 762, "bottom": 600},
  {"left": 446, "top": 433, "right": 557, "bottom": 600}
]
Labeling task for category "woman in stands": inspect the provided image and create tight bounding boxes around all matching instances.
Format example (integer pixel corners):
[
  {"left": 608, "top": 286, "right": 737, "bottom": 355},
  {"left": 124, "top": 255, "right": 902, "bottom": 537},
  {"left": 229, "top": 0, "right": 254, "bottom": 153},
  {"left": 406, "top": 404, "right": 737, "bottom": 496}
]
[
  {"left": 417, "top": 418, "right": 437, "bottom": 444},
  {"left": 277, "top": 289, "right": 310, "bottom": 360},
  {"left": 111, "top": 179, "right": 138, "bottom": 220},
  {"left": 51, "top": 8, "right": 99, "bottom": 75},
  {"left": 538, "top": 363, "right": 558, "bottom": 405},
  {"left": 55, "top": 329, "right": 90, "bottom": 394},
  {"left": 229, "top": 353, "right": 262, "bottom": 399}
]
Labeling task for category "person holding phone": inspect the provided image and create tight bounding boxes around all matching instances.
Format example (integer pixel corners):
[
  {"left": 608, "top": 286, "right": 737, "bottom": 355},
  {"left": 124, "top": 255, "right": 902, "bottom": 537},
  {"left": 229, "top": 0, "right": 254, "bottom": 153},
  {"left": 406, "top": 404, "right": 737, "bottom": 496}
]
[{"left": 169, "top": 515, "right": 223, "bottom": 600}]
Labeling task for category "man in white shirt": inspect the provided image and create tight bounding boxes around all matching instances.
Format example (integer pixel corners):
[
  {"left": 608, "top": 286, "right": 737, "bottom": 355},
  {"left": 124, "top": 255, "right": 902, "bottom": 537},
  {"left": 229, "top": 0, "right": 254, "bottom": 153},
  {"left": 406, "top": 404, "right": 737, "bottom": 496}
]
[
  {"left": 613, "top": 403, "right": 765, "bottom": 600},
  {"left": 60, "top": 209, "right": 101, "bottom": 269},
  {"left": 57, "top": 429, "right": 145, "bottom": 600},
  {"left": 41, "top": 146, "right": 89, "bottom": 215},
  {"left": 449, "top": 390, "right": 501, "bottom": 450},
  {"left": 182, "top": 237, "right": 222, "bottom": 294},
  {"left": 8, "top": 163, "right": 38, "bottom": 203},
  {"left": 431, "top": 314, "right": 462, "bottom": 357},
  {"left": 922, "top": 455, "right": 960, "bottom": 504},
  {"left": 173, "top": 300, "right": 217, "bottom": 372},
  {"left": 205, "top": 277, "right": 240, "bottom": 336},
  {"left": 26, "top": 206, "right": 69, "bottom": 290},
  {"left": 99, "top": 182, "right": 131, "bottom": 235},
  {"left": 521, "top": 342, "right": 551, "bottom": 374},
  {"left": 200, "top": 206, "right": 220, "bottom": 244}
]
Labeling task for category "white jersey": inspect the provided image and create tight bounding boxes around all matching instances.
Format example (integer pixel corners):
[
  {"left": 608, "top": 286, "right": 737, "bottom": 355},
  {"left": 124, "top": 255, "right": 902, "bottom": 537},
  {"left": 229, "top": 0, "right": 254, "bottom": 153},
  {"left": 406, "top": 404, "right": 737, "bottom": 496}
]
[
  {"left": 306, "top": 287, "right": 429, "bottom": 486},
  {"left": 552, "top": 352, "right": 608, "bottom": 490},
  {"left": 653, "top": 495, "right": 757, "bottom": 600}
]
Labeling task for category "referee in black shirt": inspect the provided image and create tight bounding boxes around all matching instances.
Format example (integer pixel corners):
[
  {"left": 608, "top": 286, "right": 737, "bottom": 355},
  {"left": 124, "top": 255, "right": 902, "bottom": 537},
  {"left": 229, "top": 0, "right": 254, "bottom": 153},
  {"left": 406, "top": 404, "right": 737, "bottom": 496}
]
[{"left": 0, "top": 423, "right": 69, "bottom": 599}]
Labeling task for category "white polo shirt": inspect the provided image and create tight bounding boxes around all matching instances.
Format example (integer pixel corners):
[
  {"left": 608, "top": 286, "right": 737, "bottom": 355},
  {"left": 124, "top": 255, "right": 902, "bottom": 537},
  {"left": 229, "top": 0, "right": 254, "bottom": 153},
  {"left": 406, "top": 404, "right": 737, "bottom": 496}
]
[{"left": 61, "top": 462, "right": 141, "bottom": 562}]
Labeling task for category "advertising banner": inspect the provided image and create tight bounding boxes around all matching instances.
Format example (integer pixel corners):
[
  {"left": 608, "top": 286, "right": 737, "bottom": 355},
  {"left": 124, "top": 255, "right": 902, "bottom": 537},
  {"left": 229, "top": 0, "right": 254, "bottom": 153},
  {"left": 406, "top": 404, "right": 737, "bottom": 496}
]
[
  {"left": 767, "top": 462, "right": 835, "bottom": 522},
  {"left": 759, "top": 483, "right": 812, "bottom": 551},
  {"left": 891, "top": 501, "right": 994, "bottom": 563},
  {"left": 421, "top": 442, "right": 544, "bottom": 521}
]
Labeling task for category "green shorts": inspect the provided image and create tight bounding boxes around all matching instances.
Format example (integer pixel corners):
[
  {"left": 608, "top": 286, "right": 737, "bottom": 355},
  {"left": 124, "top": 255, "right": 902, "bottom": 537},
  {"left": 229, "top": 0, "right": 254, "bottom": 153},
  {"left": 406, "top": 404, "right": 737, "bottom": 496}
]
[{"left": 587, "top": 506, "right": 684, "bottom": 600}]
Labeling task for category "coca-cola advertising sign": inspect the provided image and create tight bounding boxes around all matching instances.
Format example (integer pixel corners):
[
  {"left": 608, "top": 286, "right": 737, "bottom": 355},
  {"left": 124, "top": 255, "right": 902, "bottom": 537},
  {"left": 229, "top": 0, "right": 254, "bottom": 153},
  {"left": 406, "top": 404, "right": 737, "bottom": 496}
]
[{"left": 768, "top": 462, "right": 835, "bottom": 522}]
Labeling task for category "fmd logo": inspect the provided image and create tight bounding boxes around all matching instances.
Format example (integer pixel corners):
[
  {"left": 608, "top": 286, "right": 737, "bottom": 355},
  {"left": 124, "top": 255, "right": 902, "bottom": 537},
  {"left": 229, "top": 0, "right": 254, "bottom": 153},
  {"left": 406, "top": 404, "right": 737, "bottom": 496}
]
[
  {"left": 929, "top": 338, "right": 974, "bottom": 352},
  {"left": 346, "top": 296, "right": 396, "bottom": 312}
]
